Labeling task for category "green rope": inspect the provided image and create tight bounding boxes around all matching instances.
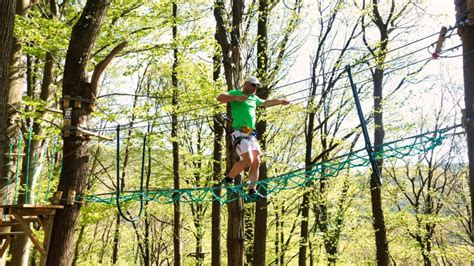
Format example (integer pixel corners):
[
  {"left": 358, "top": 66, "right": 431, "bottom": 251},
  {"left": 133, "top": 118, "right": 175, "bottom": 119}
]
[
  {"left": 13, "top": 136, "right": 22, "bottom": 205},
  {"left": 25, "top": 128, "right": 33, "bottom": 204},
  {"left": 80, "top": 126, "right": 453, "bottom": 205}
]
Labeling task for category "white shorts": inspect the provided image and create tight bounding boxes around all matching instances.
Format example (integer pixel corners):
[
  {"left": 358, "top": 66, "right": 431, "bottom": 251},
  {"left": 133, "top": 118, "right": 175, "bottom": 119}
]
[{"left": 230, "top": 130, "right": 261, "bottom": 157}]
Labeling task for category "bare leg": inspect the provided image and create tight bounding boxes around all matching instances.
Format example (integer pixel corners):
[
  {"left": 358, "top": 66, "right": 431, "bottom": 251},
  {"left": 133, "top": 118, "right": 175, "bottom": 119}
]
[
  {"left": 227, "top": 151, "right": 253, "bottom": 179},
  {"left": 247, "top": 150, "right": 261, "bottom": 190}
]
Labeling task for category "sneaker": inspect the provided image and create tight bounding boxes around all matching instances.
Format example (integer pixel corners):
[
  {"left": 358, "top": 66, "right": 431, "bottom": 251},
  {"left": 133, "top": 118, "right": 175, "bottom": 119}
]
[
  {"left": 221, "top": 176, "right": 235, "bottom": 193},
  {"left": 245, "top": 189, "right": 267, "bottom": 203}
]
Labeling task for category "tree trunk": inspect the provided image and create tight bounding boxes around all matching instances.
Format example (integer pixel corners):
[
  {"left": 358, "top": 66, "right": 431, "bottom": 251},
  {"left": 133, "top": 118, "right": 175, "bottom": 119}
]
[
  {"left": 227, "top": 1, "right": 244, "bottom": 265},
  {"left": 6, "top": 36, "right": 23, "bottom": 143},
  {"left": 253, "top": 0, "right": 269, "bottom": 264},
  {"left": 371, "top": 68, "right": 389, "bottom": 265},
  {"left": 459, "top": 5, "right": 474, "bottom": 243},
  {"left": 144, "top": 211, "right": 151, "bottom": 265},
  {"left": 7, "top": 22, "right": 28, "bottom": 266},
  {"left": 189, "top": 130, "right": 205, "bottom": 265},
  {"left": 171, "top": 3, "right": 181, "bottom": 265},
  {"left": 363, "top": 1, "right": 391, "bottom": 264},
  {"left": 10, "top": 48, "right": 56, "bottom": 266},
  {"left": 0, "top": 1, "right": 17, "bottom": 263},
  {"left": 230, "top": 0, "right": 243, "bottom": 85},
  {"left": 211, "top": 36, "right": 223, "bottom": 266},
  {"left": 420, "top": 237, "right": 431, "bottom": 266},
  {"left": 299, "top": 107, "right": 315, "bottom": 265},
  {"left": 214, "top": 0, "right": 245, "bottom": 264},
  {"left": 274, "top": 208, "right": 280, "bottom": 265},
  {"left": 227, "top": 194, "right": 244, "bottom": 266},
  {"left": 194, "top": 203, "right": 204, "bottom": 265},
  {"left": 46, "top": 1, "right": 111, "bottom": 265},
  {"left": 0, "top": 0, "right": 17, "bottom": 204},
  {"left": 98, "top": 217, "right": 113, "bottom": 264},
  {"left": 299, "top": 191, "right": 310, "bottom": 265},
  {"left": 71, "top": 224, "right": 85, "bottom": 266},
  {"left": 111, "top": 213, "right": 121, "bottom": 263},
  {"left": 143, "top": 129, "right": 153, "bottom": 266},
  {"left": 244, "top": 208, "right": 254, "bottom": 264},
  {"left": 6, "top": 0, "right": 33, "bottom": 141}
]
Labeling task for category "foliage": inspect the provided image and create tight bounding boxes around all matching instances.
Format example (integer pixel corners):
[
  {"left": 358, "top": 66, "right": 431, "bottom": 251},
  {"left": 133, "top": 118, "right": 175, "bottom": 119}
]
[{"left": 6, "top": 0, "right": 472, "bottom": 264}]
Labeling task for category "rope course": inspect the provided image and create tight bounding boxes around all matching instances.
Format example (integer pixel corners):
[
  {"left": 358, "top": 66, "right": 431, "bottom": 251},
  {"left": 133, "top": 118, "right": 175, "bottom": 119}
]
[
  {"left": 3, "top": 133, "right": 61, "bottom": 206},
  {"left": 95, "top": 25, "right": 457, "bottom": 104},
  {"left": 92, "top": 39, "right": 462, "bottom": 133},
  {"left": 79, "top": 125, "right": 459, "bottom": 205},
  {"left": 1, "top": 24, "right": 461, "bottom": 216},
  {"left": 74, "top": 27, "right": 463, "bottom": 207}
]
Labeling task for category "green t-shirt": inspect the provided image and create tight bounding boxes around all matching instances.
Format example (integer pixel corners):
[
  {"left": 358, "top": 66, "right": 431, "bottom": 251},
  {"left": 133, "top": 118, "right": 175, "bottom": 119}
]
[{"left": 228, "top": 89, "right": 264, "bottom": 129}]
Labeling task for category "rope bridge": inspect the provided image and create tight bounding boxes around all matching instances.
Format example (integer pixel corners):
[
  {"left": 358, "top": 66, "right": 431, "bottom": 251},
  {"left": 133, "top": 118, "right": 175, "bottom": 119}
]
[{"left": 81, "top": 126, "right": 455, "bottom": 205}]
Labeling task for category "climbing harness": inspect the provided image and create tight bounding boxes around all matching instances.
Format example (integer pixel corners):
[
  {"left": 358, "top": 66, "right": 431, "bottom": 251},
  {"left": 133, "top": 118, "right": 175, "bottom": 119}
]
[{"left": 231, "top": 127, "right": 257, "bottom": 147}]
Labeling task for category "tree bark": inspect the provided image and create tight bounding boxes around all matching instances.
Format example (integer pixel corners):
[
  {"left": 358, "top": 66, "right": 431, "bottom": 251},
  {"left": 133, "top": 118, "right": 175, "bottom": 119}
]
[
  {"left": 299, "top": 101, "right": 316, "bottom": 265},
  {"left": 371, "top": 67, "right": 389, "bottom": 265},
  {"left": 244, "top": 209, "right": 254, "bottom": 264},
  {"left": 171, "top": 3, "right": 181, "bottom": 265},
  {"left": 111, "top": 213, "right": 121, "bottom": 263},
  {"left": 211, "top": 35, "right": 223, "bottom": 266},
  {"left": 0, "top": 0, "right": 17, "bottom": 204},
  {"left": 362, "top": 1, "right": 391, "bottom": 264},
  {"left": 227, "top": 0, "right": 244, "bottom": 263},
  {"left": 230, "top": 0, "right": 243, "bottom": 85},
  {"left": 214, "top": 0, "right": 233, "bottom": 89},
  {"left": 143, "top": 123, "right": 153, "bottom": 266},
  {"left": 0, "top": 1, "right": 17, "bottom": 264},
  {"left": 253, "top": 0, "right": 269, "bottom": 264},
  {"left": 6, "top": 1, "right": 31, "bottom": 264},
  {"left": 46, "top": 1, "right": 111, "bottom": 265},
  {"left": 214, "top": 0, "right": 245, "bottom": 264},
  {"left": 6, "top": 36, "right": 23, "bottom": 143},
  {"left": 459, "top": 4, "right": 474, "bottom": 243},
  {"left": 71, "top": 224, "right": 85, "bottom": 266}
]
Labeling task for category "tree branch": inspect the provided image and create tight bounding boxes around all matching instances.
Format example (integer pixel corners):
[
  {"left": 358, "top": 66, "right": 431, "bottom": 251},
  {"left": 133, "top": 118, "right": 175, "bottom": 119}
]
[{"left": 90, "top": 41, "right": 128, "bottom": 98}]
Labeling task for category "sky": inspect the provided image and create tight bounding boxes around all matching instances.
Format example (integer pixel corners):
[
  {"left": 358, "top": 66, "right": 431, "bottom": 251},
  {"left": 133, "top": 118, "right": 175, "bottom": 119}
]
[
  {"left": 279, "top": 0, "right": 465, "bottom": 151},
  {"left": 287, "top": 0, "right": 460, "bottom": 84},
  {"left": 99, "top": 1, "right": 464, "bottom": 139}
]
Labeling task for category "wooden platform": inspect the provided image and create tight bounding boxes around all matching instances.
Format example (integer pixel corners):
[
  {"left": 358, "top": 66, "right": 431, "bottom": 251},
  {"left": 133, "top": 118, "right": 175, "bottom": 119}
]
[{"left": 0, "top": 204, "right": 63, "bottom": 266}]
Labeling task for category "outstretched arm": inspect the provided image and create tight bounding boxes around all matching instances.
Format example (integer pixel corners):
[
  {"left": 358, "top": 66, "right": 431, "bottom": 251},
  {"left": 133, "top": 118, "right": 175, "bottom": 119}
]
[
  {"left": 216, "top": 93, "right": 248, "bottom": 103},
  {"left": 260, "top": 99, "right": 290, "bottom": 108}
]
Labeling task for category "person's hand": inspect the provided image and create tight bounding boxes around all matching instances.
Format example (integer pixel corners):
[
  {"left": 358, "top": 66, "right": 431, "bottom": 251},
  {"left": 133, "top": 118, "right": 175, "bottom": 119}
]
[
  {"left": 235, "top": 95, "right": 249, "bottom": 102},
  {"left": 280, "top": 99, "right": 290, "bottom": 105}
]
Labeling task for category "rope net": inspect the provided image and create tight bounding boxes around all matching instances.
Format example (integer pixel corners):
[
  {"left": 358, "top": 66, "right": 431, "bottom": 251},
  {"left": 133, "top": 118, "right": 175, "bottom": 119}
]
[{"left": 81, "top": 127, "right": 451, "bottom": 205}]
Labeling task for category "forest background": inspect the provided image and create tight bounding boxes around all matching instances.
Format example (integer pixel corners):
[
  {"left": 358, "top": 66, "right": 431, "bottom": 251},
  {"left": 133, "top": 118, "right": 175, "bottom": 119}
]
[{"left": 0, "top": 0, "right": 472, "bottom": 265}]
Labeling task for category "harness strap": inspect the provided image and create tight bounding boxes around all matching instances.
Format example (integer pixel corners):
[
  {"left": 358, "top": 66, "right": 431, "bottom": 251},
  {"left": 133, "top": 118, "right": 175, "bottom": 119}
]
[
  {"left": 232, "top": 135, "right": 249, "bottom": 147},
  {"left": 230, "top": 129, "right": 258, "bottom": 147}
]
